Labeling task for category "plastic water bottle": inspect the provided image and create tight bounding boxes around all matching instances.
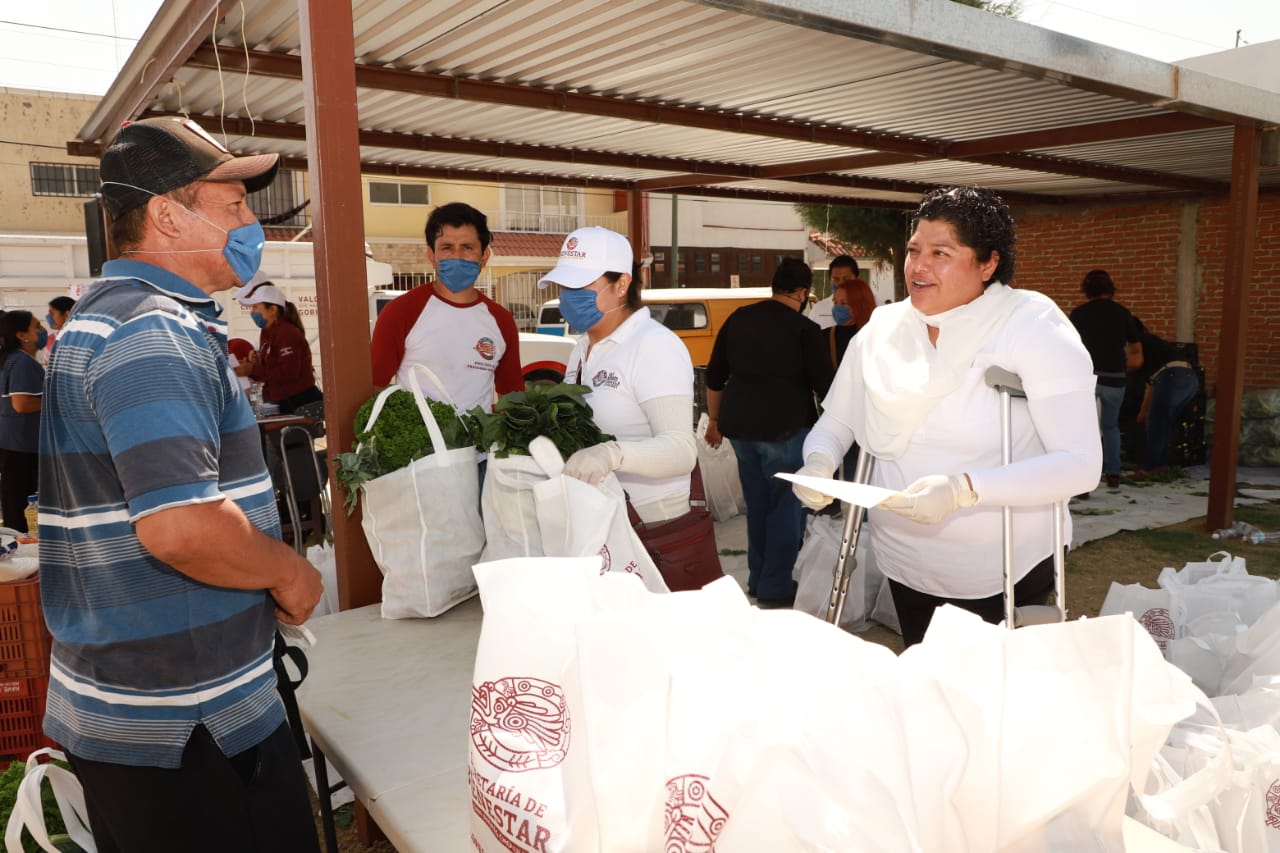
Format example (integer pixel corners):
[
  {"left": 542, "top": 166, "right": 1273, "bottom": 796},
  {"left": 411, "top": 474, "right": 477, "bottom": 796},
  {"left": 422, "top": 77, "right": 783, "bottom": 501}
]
[
  {"left": 1210, "top": 520, "right": 1277, "bottom": 544},
  {"left": 248, "top": 383, "right": 265, "bottom": 417},
  {"left": 24, "top": 493, "right": 38, "bottom": 536}
]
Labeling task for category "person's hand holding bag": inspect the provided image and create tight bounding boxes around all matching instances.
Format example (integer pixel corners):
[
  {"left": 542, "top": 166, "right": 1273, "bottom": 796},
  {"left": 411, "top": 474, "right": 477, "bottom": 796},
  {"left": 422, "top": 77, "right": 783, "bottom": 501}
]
[
  {"left": 878, "top": 474, "right": 978, "bottom": 524},
  {"left": 563, "top": 441, "right": 624, "bottom": 485},
  {"left": 791, "top": 452, "right": 838, "bottom": 511}
]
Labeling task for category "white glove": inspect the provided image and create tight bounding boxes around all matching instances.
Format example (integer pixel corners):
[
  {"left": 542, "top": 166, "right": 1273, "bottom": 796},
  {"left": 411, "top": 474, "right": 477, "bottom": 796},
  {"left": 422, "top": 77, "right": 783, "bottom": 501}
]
[
  {"left": 877, "top": 474, "right": 978, "bottom": 524},
  {"left": 791, "top": 453, "right": 838, "bottom": 511},
  {"left": 563, "top": 441, "right": 623, "bottom": 485}
]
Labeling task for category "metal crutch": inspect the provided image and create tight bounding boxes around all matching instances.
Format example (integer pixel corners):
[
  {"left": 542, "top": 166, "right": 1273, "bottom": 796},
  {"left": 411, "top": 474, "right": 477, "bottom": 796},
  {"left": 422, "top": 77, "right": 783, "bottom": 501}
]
[
  {"left": 825, "top": 449, "right": 877, "bottom": 626},
  {"left": 984, "top": 366, "right": 1067, "bottom": 629}
]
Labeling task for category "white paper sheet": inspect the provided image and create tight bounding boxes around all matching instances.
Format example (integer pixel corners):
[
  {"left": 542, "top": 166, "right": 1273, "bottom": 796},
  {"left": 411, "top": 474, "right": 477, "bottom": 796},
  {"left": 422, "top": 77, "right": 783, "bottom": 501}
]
[{"left": 774, "top": 472, "right": 897, "bottom": 507}]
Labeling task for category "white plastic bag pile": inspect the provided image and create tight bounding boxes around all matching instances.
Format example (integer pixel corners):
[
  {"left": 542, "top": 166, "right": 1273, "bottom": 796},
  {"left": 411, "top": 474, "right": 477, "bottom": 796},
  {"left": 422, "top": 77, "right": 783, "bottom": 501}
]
[
  {"left": 1102, "top": 551, "right": 1280, "bottom": 850},
  {"left": 1100, "top": 551, "right": 1280, "bottom": 696},
  {"left": 468, "top": 557, "right": 1198, "bottom": 852}
]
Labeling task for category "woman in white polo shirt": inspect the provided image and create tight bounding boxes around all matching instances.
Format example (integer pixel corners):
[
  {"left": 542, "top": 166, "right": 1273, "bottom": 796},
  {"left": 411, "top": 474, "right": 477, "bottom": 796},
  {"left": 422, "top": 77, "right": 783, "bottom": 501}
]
[{"left": 537, "top": 227, "right": 696, "bottom": 526}]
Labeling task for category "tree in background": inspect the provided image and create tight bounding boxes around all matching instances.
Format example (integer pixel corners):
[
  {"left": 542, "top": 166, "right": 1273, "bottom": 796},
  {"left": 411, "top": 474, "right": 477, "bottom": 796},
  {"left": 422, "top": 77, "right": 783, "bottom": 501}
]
[{"left": 796, "top": 205, "right": 910, "bottom": 300}]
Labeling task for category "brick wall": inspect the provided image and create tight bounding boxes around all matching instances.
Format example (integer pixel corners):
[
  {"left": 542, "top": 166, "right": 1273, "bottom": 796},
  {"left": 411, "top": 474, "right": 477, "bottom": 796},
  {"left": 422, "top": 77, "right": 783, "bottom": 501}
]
[{"left": 1015, "top": 195, "right": 1280, "bottom": 395}]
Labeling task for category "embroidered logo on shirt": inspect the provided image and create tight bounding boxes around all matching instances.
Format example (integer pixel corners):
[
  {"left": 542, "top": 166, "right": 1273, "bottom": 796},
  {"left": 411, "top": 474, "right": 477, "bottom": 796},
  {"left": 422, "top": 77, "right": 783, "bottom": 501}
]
[
  {"left": 591, "top": 369, "right": 619, "bottom": 389},
  {"left": 474, "top": 337, "right": 496, "bottom": 361}
]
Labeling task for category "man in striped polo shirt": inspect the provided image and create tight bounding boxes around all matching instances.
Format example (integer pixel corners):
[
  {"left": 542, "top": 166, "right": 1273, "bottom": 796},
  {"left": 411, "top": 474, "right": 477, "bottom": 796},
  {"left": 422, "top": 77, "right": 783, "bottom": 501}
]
[{"left": 39, "top": 117, "right": 323, "bottom": 852}]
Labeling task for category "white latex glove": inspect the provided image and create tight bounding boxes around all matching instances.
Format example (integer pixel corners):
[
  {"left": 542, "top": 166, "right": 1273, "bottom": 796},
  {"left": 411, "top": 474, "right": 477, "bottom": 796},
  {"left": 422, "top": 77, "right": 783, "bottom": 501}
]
[
  {"left": 563, "top": 441, "right": 623, "bottom": 485},
  {"left": 791, "top": 452, "right": 838, "bottom": 511},
  {"left": 877, "top": 474, "right": 978, "bottom": 524}
]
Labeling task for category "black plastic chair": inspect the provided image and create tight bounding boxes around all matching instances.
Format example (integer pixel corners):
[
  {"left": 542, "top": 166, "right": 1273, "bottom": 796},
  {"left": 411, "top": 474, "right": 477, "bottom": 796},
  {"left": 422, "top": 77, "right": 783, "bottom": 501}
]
[{"left": 279, "top": 424, "right": 331, "bottom": 555}]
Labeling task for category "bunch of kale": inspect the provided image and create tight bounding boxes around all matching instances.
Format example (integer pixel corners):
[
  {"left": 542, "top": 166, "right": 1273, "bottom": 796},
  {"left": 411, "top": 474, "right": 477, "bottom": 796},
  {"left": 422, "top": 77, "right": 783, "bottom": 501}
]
[
  {"left": 471, "top": 383, "right": 612, "bottom": 459},
  {"left": 335, "top": 391, "right": 478, "bottom": 513}
]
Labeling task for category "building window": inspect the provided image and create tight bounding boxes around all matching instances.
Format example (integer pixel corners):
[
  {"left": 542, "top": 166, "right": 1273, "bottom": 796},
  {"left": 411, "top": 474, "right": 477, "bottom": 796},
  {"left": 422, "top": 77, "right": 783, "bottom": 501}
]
[
  {"left": 738, "top": 253, "right": 748, "bottom": 273},
  {"left": 695, "top": 252, "right": 706, "bottom": 274},
  {"left": 369, "top": 181, "right": 431, "bottom": 206},
  {"left": 710, "top": 253, "right": 721, "bottom": 273},
  {"left": 254, "top": 169, "right": 308, "bottom": 227},
  {"left": 503, "top": 185, "right": 580, "bottom": 232},
  {"left": 654, "top": 251, "right": 666, "bottom": 273},
  {"left": 751, "top": 254, "right": 763, "bottom": 273},
  {"left": 30, "top": 163, "right": 99, "bottom": 197}
]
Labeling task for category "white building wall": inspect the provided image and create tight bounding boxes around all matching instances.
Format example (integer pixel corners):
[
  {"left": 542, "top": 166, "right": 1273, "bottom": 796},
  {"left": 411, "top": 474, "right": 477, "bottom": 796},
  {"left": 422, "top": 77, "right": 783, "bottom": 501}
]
[{"left": 647, "top": 196, "right": 807, "bottom": 251}]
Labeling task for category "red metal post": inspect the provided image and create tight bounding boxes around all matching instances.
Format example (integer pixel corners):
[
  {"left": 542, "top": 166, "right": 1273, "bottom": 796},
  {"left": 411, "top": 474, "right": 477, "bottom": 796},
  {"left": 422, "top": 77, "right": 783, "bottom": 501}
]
[
  {"left": 298, "top": 0, "right": 380, "bottom": 610},
  {"left": 1206, "top": 124, "right": 1260, "bottom": 531}
]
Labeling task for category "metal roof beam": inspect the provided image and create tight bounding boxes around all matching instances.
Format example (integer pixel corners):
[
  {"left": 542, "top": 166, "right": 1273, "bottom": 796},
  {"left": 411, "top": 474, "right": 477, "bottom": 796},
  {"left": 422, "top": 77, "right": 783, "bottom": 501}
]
[
  {"left": 697, "top": 0, "right": 1280, "bottom": 126},
  {"left": 141, "top": 111, "right": 757, "bottom": 179},
  {"left": 71, "top": 0, "right": 234, "bottom": 154},
  {"left": 184, "top": 46, "right": 940, "bottom": 157},
  {"left": 180, "top": 47, "right": 1227, "bottom": 194},
  {"left": 945, "top": 113, "right": 1225, "bottom": 158},
  {"left": 966, "top": 152, "right": 1224, "bottom": 193}
]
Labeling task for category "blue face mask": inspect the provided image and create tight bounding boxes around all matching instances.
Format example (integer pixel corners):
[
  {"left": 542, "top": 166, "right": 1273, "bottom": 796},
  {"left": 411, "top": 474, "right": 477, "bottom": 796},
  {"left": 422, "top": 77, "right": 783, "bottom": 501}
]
[
  {"left": 436, "top": 258, "right": 481, "bottom": 293},
  {"left": 250, "top": 312, "right": 268, "bottom": 330},
  {"left": 558, "top": 288, "right": 604, "bottom": 332},
  {"left": 831, "top": 304, "right": 853, "bottom": 326},
  {"left": 223, "top": 222, "right": 266, "bottom": 286},
  {"left": 45, "top": 314, "right": 55, "bottom": 330},
  {"left": 33, "top": 330, "right": 48, "bottom": 350}
]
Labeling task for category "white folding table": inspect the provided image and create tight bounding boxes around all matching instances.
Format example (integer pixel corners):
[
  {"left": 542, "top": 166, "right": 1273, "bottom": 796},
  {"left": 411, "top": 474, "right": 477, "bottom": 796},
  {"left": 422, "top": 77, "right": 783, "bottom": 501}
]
[{"left": 295, "top": 599, "right": 481, "bottom": 852}]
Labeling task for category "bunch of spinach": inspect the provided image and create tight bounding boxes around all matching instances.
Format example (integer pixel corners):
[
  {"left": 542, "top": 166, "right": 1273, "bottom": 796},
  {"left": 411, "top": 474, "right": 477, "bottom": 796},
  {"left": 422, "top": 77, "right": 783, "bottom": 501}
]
[
  {"left": 335, "top": 390, "right": 479, "bottom": 513},
  {"left": 471, "top": 383, "right": 613, "bottom": 459}
]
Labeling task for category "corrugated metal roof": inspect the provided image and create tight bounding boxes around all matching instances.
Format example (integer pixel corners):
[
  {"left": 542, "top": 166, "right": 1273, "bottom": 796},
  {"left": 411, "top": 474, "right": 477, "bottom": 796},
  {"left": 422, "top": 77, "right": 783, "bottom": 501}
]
[{"left": 75, "top": 0, "right": 1280, "bottom": 209}]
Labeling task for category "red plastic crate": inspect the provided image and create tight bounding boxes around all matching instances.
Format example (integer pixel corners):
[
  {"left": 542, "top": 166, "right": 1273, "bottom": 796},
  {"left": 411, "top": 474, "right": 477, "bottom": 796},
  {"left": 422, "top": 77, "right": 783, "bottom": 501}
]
[
  {"left": 0, "top": 674, "right": 54, "bottom": 760},
  {"left": 0, "top": 574, "right": 51, "bottom": 680}
]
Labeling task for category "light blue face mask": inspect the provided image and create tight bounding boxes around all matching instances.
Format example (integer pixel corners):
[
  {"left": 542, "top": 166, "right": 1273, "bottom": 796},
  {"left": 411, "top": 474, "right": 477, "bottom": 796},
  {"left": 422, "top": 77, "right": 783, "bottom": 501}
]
[
  {"left": 250, "top": 312, "right": 268, "bottom": 329},
  {"left": 436, "top": 258, "right": 481, "bottom": 293},
  {"left": 832, "top": 304, "right": 853, "bottom": 326},
  {"left": 99, "top": 181, "right": 266, "bottom": 285},
  {"left": 558, "top": 287, "right": 605, "bottom": 332}
]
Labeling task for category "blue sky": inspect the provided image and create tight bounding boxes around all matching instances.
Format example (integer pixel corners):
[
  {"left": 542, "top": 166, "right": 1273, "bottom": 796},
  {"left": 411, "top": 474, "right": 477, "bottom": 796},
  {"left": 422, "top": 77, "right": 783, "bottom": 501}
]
[{"left": 0, "top": 0, "right": 1277, "bottom": 96}]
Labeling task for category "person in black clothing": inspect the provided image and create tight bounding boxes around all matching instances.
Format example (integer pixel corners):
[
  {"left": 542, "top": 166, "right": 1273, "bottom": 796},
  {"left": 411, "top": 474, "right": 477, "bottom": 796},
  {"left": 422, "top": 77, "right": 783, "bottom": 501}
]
[
  {"left": 0, "top": 310, "right": 45, "bottom": 533},
  {"left": 704, "top": 258, "right": 834, "bottom": 607},
  {"left": 1129, "top": 317, "right": 1199, "bottom": 478},
  {"left": 1068, "top": 270, "right": 1141, "bottom": 490}
]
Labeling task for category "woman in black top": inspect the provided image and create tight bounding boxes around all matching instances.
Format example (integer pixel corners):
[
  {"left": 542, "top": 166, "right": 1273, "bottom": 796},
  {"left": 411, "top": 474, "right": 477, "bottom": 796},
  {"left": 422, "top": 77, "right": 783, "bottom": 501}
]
[{"left": 0, "top": 310, "right": 46, "bottom": 533}]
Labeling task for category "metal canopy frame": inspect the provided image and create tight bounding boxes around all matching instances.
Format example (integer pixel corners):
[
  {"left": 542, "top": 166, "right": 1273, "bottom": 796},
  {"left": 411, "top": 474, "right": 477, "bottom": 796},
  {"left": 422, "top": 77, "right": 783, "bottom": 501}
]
[{"left": 74, "top": 0, "right": 1279, "bottom": 608}]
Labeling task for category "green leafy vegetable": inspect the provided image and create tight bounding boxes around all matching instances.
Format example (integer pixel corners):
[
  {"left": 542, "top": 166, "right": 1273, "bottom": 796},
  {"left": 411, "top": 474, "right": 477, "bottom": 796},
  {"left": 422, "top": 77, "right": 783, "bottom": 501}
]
[
  {"left": 471, "top": 383, "right": 613, "bottom": 459},
  {"left": 0, "top": 759, "right": 76, "bottom": 853},
  {"left": 334, "top": 390, "right": 478, "bottom": 513}
]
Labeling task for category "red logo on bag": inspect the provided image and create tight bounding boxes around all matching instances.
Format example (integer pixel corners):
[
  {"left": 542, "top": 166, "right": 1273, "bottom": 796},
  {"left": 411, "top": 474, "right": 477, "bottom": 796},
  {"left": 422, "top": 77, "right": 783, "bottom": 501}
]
[
  {"left": 664, "top": 774, "right": 728, "bottom": 851},
  {"left": 1139, "top": 608, "right": 1174, "bottom": 652},
  {"left": 471, "top": 677, "right": 570, "bottom": 773},
  {"left": 1267, "top": 780, "right": 1280, "bottom": 828}
]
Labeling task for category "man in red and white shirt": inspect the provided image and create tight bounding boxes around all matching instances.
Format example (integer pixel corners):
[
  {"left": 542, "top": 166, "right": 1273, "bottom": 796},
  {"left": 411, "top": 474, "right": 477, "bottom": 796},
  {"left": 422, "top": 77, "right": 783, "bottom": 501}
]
[{"left": 371, "top": 203, "right": 522, "bottom": 412}]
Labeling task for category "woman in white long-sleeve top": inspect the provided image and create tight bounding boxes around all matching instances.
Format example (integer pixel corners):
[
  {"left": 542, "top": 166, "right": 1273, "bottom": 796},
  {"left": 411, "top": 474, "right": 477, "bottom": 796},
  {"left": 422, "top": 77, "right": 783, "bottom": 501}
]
[{"left": 792, "top": 187, "right": 1101, "bottom": 647}]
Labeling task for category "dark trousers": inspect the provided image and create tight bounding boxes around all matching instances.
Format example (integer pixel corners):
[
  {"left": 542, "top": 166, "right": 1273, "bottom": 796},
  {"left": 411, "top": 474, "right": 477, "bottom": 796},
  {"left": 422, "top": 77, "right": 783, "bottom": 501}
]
[
  {"left": 0, "top": 448, "right": 38, "bottom": 533},
  {"left": 890, "top": 555, "right": 1056, "bottom": 648},
  {"left": 67, "top": 722, "right": 321, "bottom": 853}
]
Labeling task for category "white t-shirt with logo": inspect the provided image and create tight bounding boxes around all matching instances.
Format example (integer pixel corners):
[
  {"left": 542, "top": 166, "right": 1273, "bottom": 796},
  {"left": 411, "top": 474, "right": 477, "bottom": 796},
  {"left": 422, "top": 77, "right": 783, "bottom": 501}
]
[
  {"left": 396, "top": 295, "right": 509, "bottom": 413},
  {"left": 566, "top": 308, "right": 694, "bottom": 509}
]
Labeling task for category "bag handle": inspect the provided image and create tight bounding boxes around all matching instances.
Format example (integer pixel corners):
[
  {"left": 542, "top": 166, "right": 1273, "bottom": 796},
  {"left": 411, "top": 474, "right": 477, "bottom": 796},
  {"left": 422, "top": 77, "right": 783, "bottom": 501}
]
[
  {"left": 4, "top": 748, "right": 97, "bottom": 853},
  {"left": 360, "top": 371, "right": 453, "bottom": 459}
]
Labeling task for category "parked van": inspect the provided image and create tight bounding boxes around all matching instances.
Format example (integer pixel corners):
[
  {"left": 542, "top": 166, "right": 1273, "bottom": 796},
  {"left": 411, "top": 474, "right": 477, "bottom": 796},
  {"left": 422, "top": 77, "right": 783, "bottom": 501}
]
[{"left": 536, "top": 287, "right": 774, "bottom": 366}]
